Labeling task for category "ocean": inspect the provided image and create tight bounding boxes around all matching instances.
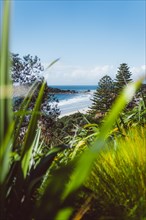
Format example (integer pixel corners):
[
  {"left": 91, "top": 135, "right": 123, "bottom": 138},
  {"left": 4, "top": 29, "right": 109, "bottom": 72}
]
[{"left": 51, "top": 85, "right": 97, "bottom": 116}]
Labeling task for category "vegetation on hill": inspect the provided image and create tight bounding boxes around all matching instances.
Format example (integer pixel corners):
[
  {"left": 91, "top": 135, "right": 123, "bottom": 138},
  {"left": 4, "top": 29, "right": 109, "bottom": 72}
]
[{"left": 0, "top": 2, "right": 146, "bottom": 220}]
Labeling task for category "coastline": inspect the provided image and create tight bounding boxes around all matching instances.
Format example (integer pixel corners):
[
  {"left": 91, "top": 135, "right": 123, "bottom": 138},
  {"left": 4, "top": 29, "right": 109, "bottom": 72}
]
[
  {"left": 59, "top": 107, "right": 89, "bottom": 118},
  {"left": 13, "top": 85, "right": 93, "bottom": 118}
]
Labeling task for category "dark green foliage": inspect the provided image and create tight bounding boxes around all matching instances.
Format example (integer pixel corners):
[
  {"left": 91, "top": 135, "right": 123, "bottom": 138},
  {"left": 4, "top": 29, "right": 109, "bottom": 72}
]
[
  {"left": 89, "top": 75, "right": 115, "bottom": 115},
  {"left": 50, "top": 112, "right": 98, "bottom": 146},
  {"left": 138, "top": 83, "right": 146, "bottom": 105},
  {"left": 11, "top": 53, "right": 44, "bottom": 84},
  {"left": 4, "top": 145, "right": 68, "bottom": 220},
  {"left": 40, "top": 112, "right": 88, "bottom": 148},
  {"left": 115, "top": 63, "right": 132, "bottom": 94},
  {"left": 13, "top": 81, "right": 60, "bottom": 149}
]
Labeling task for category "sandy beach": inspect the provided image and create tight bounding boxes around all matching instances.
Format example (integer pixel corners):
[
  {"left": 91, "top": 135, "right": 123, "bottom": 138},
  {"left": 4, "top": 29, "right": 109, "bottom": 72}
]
[{"left": 59, "top": 107, "right": 89, "bottom": 118}]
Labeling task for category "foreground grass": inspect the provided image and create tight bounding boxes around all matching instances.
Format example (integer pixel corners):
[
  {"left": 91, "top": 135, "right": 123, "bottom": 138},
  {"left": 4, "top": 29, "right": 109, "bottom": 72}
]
[{"left": 79, "top": 126, "right": 146, "bottom": 219}]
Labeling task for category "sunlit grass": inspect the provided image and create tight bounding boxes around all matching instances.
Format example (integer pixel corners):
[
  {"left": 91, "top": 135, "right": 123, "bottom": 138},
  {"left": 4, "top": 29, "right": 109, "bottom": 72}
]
[{"left": 82, "top": 126, "right": 146, "bottom": 219}]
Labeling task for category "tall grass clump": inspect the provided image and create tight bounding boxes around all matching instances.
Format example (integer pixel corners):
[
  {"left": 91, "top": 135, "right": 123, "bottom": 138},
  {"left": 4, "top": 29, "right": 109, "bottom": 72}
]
[
  {"left": 0, "top": 1, "right": 145, "bottom": 220},
  {"left": 79, "top": 126, "right": 146, "bottom": 219}
]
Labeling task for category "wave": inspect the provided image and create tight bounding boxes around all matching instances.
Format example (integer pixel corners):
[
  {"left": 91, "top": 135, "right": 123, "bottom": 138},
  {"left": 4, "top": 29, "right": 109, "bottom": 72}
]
[
  {"left": 58, "top": 93, "right": 93, "bottom": 107},
  {"left": 50, "top": 89, "right": 95, "bottom": 115}
]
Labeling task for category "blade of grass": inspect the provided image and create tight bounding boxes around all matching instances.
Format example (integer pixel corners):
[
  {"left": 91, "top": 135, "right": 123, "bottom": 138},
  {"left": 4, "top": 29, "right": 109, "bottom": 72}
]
[
  {"left": 0, "top": 0, "right": 12, "bottom": 183},
  {"left": 27, "top": 144, "right": 68, "bottom": 194},
  {"left": 0, "top": 122, "right": 14, "bottom": 183},
  {"left": 45, "top": 58, "right": 60, "bottom": 70},
  {"left": 13, "top": 81, "right": 39, "bottom": 149},
  {"left": 21, "top": 81, "right": 46, "bottom": 159},
  {"left": 21, "top": 127, "right": 41, "bottom": 178},
  {"left": 0, "top": 3, "right": 12, "bottom": 218},
  {"left": 0, "top": 0, "right": 12, "bottom": 144}
]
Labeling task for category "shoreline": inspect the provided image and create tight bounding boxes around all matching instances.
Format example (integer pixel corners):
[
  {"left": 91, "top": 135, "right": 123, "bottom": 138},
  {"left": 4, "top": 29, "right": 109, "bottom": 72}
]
[{"left": 59, "top": 107, "right": 89, "bottom": 118}]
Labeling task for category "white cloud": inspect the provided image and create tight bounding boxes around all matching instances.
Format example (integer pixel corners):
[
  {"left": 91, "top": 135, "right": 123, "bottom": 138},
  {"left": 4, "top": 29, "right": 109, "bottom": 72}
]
[
  {"left": 131, "top": 65, "right": 146, "bottom": 80},
  {"left": 43, "top": 62, "right": 114, "bottom": 85},
  {"left": 42, "top": 62, "right": 146, "bottom": 85}
]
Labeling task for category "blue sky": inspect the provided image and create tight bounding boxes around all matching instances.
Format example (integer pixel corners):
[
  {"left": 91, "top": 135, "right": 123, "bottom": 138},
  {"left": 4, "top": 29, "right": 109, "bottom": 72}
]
[{"left": 2, "top": 0, "right": 146, "bottom": 84}]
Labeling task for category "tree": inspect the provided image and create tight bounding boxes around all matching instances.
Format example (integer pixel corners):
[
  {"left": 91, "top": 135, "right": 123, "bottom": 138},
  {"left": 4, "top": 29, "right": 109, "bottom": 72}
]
[
  {"left": 11, "top": 53, "right": 44, "bottom": 84},
  {"left": 115, "top": 63, "right": 132, "bottom": 94},
  {"left": 12, "top": 54, "right": 60, "bottom": 147},
  {"left": 89, "top": 75, "right": 115, "bottom": 116}
]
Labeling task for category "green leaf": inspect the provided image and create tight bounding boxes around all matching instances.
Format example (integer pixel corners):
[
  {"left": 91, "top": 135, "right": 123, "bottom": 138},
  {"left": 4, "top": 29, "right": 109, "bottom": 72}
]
[
  {"left": 55, "top": 208, "right": 73, "bottom": 220},
  {"left": 0, "top": 122, "right": 14, "bottom": 183},
  {"left": 27, "top": 144, "right": 68, "bottom": 195},
  {"left": 45, "top": 58, "right": 60, "bottom": 70},
  {"left": 21, "top": 127, "right": 41, "bottom": 178},
  {"left": 0, "top": 0, "right": 12, "bottom": 184},
  {"left": 28, "top": 145, "right": 68, "bottom": 183},
  {"left": 21, "top": 81, "right": 46, "bottom": 158},
  {"left": 13, "top": 81, "right": 39, "bottom": 149}
]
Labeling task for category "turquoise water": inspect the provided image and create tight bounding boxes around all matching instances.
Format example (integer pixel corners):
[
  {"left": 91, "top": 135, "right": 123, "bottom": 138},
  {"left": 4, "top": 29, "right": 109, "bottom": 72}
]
[
  {"left": 51, "top": 85, "right": 97, "bottom": 91},
  {"left": 51, "top": 85, "right": 97, "bottom": 115}
]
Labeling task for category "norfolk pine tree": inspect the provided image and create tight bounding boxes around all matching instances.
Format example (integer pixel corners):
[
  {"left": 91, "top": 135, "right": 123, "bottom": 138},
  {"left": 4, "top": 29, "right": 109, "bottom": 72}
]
[
  {"left": 115, "top": 63, "right": 132, "bottom": 94},
  {"left": 89, "top": 75, "right": 115, "bottom": 116}
]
